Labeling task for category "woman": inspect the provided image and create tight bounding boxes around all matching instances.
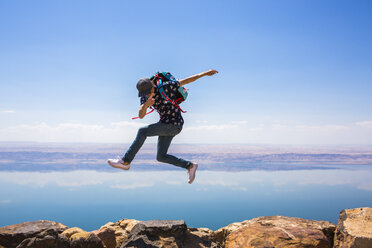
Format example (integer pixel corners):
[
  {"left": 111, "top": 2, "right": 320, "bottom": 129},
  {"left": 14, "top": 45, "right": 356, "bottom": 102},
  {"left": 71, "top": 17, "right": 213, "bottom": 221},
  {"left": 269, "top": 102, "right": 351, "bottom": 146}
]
[{"left": 108, "top": 69, "right": 218, "bottom": 184}]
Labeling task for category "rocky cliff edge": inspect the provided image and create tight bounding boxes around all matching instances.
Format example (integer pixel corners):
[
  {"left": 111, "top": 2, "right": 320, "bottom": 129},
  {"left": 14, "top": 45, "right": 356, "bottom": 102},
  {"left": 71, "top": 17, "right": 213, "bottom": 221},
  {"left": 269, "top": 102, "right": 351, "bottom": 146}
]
[{"left": 0, "top": 207, "right": 371, "bottom": 248}]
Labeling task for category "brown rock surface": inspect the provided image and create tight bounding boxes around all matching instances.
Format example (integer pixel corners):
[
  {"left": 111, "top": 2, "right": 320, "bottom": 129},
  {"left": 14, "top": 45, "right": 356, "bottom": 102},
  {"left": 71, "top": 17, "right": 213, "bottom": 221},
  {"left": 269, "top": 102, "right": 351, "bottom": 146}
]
[
  {"left": 113, "top": 219, "right": 140, "bottom": 247},
  {"left": 121, "top": 220, "right": 219, "bottom": 248},
  {"left": 334, "top": 207, "right": 372, "bottom": 248},
  {"left": 61, "top": 227, "right": 86, "bottom": 239},
  {"left": 92, "top": 219, "right": 140, "bottom": 248},
  {"left": 214, "top": 220, "right": 250, "bottom": 245},
  {"left": 0, "top": 220, "right": 68, "bottom": 248},
  {"left": 121, "top": 220, "right": 187, "bottom": 247},
  {"left": 185, "top": 227, "right": 220, "bottom": 248},
  {"left": 70, "top": 231, "right": 104, "bottom": 248},
  {"left": 16, "top": 228, "right": 70, "bottom": 248},
  {"left": 92, "top": 225, "right": 116, "bottom": 248},
  {"left": 215, "top": 216, "right": 335, "bottom": 248}
]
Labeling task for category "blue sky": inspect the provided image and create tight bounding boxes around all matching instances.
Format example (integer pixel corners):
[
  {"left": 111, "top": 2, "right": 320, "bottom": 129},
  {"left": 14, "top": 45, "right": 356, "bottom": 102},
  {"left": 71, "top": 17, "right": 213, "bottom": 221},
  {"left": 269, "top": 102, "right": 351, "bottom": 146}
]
[{"left": 0, "top": 0, "right": 371, "bottom": 144}]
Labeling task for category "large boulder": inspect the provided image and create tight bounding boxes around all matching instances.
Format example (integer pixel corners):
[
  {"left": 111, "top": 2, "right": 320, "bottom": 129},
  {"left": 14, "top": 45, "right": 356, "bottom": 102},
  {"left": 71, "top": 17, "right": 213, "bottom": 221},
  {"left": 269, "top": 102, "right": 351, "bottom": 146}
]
[
  {"left": 215, "top": 216, "right": 335, "bottom": 248},
  {"left": 185, "top": 227, "right": 220, "bottom": 248},
  {"left": 61, "top": 227, "right": 86, "bottom": 239},
  {"left": 92, "top": 219, "right": 140, "bottom": 248},
  {"left": 121, "top": 220, "right": 218, "bottom": 248},
  {"left": 15, "top": 228, "right": 70, "bottom": 248},
  {"left": 334, "top": 207, "right": 372, "bottom": 248},
  {"left": 60, "top": 226, "right": 105, "bottom": 248},
  {"left": 0, "top": 220, "right": 68, "bottom": 248},
  {"left": 70, "top": 231, "right": 104, "bottom": 248},
  {"left": 92, "top": 225, "right": 116, "bottom": 248},
  {"left": 121, "top": 220, "right": 187, "bottom": 248}
]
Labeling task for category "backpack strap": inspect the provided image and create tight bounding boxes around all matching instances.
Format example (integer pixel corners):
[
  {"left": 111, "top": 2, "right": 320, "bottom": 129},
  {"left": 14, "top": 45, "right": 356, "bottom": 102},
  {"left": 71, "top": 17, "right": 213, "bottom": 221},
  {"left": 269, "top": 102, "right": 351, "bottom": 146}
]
[
  {"left": 155, "top": 76, "right": 187, "bottom": 113},
  {"left": 131, "top": 106, "right": 155, "bottom": 120},
  {"left": 131, "top": 95, "right": 155, "bottom": 120}
]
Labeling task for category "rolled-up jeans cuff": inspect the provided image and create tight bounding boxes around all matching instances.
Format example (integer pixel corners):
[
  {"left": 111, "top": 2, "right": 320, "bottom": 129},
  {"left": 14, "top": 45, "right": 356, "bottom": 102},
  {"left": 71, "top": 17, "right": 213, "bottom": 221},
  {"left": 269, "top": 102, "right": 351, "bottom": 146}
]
[
  {"left": 122, "top": 157, "right": 131, "bottom": 163},
  {"left": 186, "top": 162, "right": 192, "bottom": 169}
]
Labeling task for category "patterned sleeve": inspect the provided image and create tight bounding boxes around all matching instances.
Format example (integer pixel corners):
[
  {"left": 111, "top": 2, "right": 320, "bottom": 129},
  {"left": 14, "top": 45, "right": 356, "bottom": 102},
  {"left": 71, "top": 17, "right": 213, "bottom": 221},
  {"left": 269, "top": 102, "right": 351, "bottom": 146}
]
[
  {"left": 140, "top": 96, "right": 146, "bottom": 105},
  {"left": 163, "top": 81, "right": 180, "bottom": 100}
]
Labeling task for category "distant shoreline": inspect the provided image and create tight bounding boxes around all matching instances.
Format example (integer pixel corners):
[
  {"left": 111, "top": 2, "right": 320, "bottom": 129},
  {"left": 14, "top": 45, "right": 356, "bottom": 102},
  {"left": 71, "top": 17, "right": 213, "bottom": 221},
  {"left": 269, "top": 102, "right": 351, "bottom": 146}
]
[{"left": 1, "top": 142, "right": 371, "bottom": 171}]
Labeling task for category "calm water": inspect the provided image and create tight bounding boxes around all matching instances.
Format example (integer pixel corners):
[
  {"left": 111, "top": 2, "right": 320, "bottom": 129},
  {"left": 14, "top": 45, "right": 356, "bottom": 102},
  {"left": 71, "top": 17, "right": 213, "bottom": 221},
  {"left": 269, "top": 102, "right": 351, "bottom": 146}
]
[{"left": 1, "top": 166, "right": 372, "bottom": 231}]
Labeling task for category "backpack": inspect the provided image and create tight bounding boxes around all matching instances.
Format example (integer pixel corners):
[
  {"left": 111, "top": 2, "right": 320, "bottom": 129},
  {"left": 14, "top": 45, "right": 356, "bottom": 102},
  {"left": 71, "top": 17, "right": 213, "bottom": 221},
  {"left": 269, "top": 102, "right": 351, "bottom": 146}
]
[
  {"left": 151, "top": 71, "right": 188, "bottom": 111},
  {"left": 132, "top": 72, "right": 188, "bottom": 120}
]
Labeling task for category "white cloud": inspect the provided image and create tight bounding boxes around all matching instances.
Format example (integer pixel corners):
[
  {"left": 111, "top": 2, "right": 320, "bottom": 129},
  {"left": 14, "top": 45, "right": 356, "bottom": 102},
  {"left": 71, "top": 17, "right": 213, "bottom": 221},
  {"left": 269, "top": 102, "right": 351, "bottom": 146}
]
[
  {"left": 196, "top": 188, "right": 209, "bottom": 192},
  {"left": 111, "top": 183, "right": 154, "bottom": 190},
  {"left": 295, "top": 124, "right": 349, "bottom": 131},
  {"left": 231, "top": 120, "right": 249, "bottom": 125},
  {"left": 0, "top": 120, "right": 372, "bottom": 144},
  {"left": 184, "top": 121, "right": 260, "bottom": 132},
  {"left": 111, "top": 121, "right": 147, "bottom": 129},
  {"left": 358, "top": 182, "right": 372, "bottom": 191},
  {"left": 195, "top": 120, "right": 209, "bottom": 124},
  {"left": 166, "top": 181, "right": 183, "bottom": 185},
  {"left": 1, "top": 110, "right": 15, "bottom": 113},
  {"left": 197, "top": 179, "right": 238, "bottom": 187},
  {"left": 0, "top": 199, "right": 12, "bottom": 204},
  {"left": 356, "top": 121, "right": 372, "bottom": 129},
  {"left": 185, "top": 124, "right": 238, "bottom": 131},
  {"left": 271, "top": 124, "right": 288, "bottom": 130},
  {"left": 0, "top": 121, "right": 147, "bottom": 143},
  {"left": 247, "top": 127, "right": 264, "bottom": 132},
  {"left": 232, "top": 187, "right": 248, "bottom": 191}
]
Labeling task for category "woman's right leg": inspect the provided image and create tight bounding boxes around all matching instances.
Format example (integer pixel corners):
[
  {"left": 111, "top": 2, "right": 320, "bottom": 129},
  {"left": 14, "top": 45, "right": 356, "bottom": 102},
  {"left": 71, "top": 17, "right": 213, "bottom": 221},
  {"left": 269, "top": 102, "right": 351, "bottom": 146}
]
[{"left": 122, "top": 125, "right": 148, "bottom": 163}]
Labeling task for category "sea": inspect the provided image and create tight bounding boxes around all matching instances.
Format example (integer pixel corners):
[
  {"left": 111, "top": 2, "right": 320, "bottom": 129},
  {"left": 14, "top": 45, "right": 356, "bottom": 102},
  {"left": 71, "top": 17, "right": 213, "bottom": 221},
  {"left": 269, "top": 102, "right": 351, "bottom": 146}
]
[{"left": 1, "top": 163, "right": 372, "bottom": 231}]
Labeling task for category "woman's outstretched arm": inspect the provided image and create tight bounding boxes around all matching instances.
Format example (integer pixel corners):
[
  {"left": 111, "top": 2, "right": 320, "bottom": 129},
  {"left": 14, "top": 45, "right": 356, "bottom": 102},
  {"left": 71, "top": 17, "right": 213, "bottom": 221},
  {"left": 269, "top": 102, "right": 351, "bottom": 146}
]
[{"left": 178, "top": 69, "right": 218, "bottom": 86}]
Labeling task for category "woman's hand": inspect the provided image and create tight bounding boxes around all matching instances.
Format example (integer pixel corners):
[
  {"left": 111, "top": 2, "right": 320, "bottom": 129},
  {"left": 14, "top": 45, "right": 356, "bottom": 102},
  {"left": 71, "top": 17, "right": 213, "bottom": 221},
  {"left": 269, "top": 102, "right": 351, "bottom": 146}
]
[
  {"left": 145, "top": 89, "right": 155, "bottom": 107},
  {"left": 145, "top": 97, "right": 155, "bottom": 107},
  {"left": 203, "top": 69, "right": 219, "bottom": 76}
]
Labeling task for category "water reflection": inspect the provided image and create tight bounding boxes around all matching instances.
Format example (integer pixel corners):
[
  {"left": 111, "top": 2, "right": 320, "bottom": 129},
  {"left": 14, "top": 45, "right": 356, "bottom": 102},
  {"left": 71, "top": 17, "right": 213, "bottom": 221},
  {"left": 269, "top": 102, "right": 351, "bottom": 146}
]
[
  {"left": 1, "top": 168, "right": 372, "bottom": 231},
  {"left": 0, "top": 169, "right": 372, "bottom": 191}
]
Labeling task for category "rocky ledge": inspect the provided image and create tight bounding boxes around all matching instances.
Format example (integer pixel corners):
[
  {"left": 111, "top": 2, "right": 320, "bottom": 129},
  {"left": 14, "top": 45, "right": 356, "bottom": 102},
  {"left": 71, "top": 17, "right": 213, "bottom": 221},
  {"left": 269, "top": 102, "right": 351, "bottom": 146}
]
[{"left": 0, "top": 207, "right": 371, "bottom": 248}]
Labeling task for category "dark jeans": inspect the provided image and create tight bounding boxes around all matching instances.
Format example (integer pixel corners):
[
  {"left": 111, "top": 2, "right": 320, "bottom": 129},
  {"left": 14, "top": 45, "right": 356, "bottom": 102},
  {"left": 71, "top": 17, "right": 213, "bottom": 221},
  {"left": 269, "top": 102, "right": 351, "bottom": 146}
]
[{"left": 123, "top": 122, "right": 191, "bottom": 169}]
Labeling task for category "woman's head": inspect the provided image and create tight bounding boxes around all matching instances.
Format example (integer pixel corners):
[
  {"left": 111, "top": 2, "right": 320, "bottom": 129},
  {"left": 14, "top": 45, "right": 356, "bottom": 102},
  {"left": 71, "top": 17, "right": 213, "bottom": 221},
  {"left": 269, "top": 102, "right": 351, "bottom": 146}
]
[{"left": 136, "top": 78, "right": 154, "bottom": 97}]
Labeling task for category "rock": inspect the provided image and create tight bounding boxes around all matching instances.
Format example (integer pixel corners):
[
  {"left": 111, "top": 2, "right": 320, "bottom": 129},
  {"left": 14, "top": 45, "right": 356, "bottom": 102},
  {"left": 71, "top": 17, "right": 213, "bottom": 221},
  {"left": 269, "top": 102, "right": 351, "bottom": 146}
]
[
  {"left": 214, "top": 220, "right": 250, "bottom": 245},
  {"left": 0, "top": 220, "right": 68, "bottom": 248},
  {"left": 188, "top": 228, "right": 214, "bottom": 240},
  {"left": 16, "top": 228, "right": 70, "bottom": 248},
  {"left": 70, "top": 232, "right": 105, "bottom": 248},
  {"left": 185, "top": 227, "right": 220, "bottom": 248},
  {"left": 121, "top": 220, "right": 218, "bottom": 248},
  {"left": 121, "top": 220, "right": 187, "bottom": 248},
  {"left": 61, "top": 227, "right": 86, "bottom": 239},
  {"left": 92, "top": 219, "right": 140, "bottom": 248},
  {"left": 114, "top": 219, "right": 140, "bottom": 247},
  {"left": 116, "top": 219, "right": 140, "bottom": 233},
  {"left": 92, "top": 225, "right": 116, "bottom": 248},
  {"left": 334, "top": 207, "right": 372, "bottom": 248},
  {"left": 215, "top": 216, "right": 335, "bottom": 248}
]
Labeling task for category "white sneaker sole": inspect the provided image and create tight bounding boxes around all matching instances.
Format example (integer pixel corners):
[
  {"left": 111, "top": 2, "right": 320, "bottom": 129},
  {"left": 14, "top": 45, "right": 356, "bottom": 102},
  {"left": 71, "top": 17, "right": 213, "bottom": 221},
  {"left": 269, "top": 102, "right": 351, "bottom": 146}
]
[
  {"left": 107, "top": 160, "right": 130, "bottom": 170},
  {"left": 188, "top": 163, "right": 198, "bottom": 184}
]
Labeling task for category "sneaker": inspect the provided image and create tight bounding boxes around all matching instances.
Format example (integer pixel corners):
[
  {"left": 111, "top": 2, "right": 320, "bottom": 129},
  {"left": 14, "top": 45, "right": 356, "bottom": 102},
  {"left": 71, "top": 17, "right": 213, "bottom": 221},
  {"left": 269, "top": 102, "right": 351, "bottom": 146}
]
[
  {"left": 107, "top": 157, "right": 130, "bottom": 170},
  {"left": 187, "top": 162, "right": 198, "bottom": 184}
]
